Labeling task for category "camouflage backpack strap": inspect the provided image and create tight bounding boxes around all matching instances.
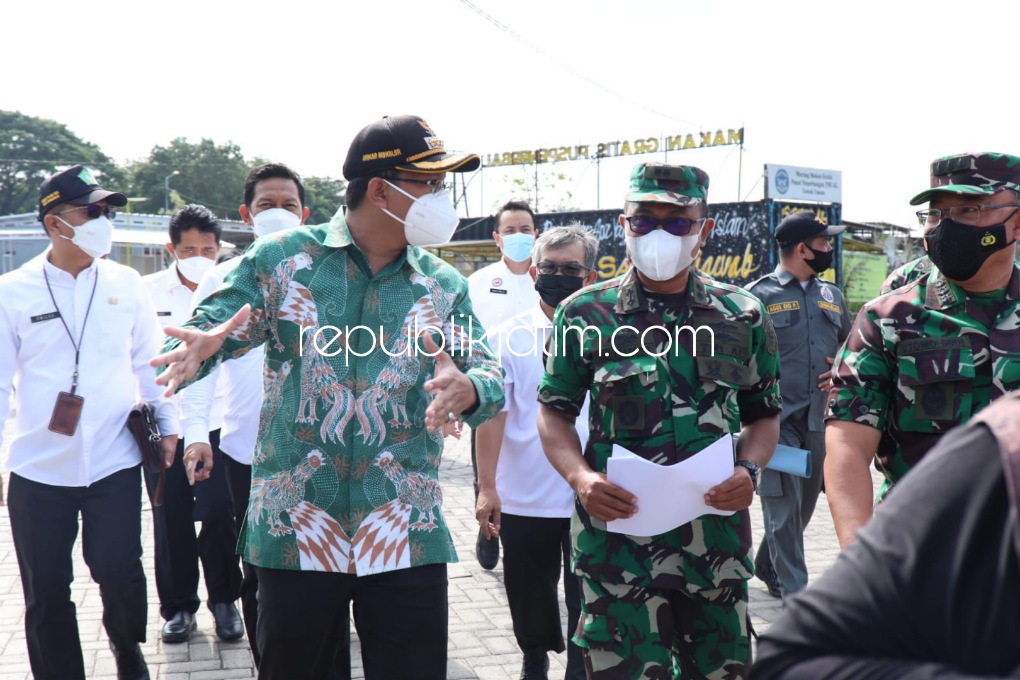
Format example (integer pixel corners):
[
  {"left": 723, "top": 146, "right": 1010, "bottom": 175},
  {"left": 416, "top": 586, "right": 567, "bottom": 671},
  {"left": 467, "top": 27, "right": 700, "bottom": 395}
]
[{"left": 972, "top": 393, "right": 1020, "bottom": 563}]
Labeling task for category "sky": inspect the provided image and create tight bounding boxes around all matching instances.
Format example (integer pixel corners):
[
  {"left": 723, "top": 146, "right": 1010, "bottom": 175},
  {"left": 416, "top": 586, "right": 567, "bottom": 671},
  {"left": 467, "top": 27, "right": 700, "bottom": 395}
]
[{"left": 3, "top": 0, "right": 1019, "bottom": 229}]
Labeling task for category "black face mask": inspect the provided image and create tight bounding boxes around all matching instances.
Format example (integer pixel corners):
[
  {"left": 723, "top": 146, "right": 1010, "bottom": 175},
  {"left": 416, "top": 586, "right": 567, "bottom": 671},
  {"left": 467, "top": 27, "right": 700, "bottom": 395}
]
[
  {"left": 804, "top": 246, "right": 832, "bottom": 274},
  {"left": 535, "top": 273, "right": 585, "bottom": 308},
  {"left": 924, "top": 218, "right": 1011, "bottom": 281}
]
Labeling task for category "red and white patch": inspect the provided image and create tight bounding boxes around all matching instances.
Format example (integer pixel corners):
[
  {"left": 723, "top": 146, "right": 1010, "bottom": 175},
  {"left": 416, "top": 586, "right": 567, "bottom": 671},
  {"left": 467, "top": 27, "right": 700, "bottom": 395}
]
[{"left": 491, "top": 278, "right": 503, "bottom": 287}]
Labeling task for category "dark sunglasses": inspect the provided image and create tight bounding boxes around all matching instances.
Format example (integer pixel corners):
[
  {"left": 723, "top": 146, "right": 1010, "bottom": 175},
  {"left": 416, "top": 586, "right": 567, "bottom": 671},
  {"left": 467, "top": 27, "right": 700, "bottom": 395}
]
[
  {"left": 57, "top": 204, "right": 117, "bottom": 220},
  {"left": 535, "top": 261, "right": 589, "bottom": 277},
  {"left": 624, "top": 214, "right": 706, "bottom": 236}
]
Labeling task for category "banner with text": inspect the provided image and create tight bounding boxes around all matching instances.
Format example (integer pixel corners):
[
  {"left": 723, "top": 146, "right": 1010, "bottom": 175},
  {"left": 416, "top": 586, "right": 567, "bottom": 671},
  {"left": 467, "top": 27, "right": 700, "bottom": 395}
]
[
  {"left": 530, "top": 201, "right": 773, "bottom": 287},
  {"left": 456, "top": 199, "right": 842, "bottom": 288},
  {"left": 765, "top": 164, "right": 842, "bottom": 203}
]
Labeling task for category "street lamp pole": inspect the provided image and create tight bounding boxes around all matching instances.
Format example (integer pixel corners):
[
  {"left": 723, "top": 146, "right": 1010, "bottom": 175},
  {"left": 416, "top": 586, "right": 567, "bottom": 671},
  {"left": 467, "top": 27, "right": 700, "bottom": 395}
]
[{"left": 164, "top": 171, "right": 180, "bottom": 213}]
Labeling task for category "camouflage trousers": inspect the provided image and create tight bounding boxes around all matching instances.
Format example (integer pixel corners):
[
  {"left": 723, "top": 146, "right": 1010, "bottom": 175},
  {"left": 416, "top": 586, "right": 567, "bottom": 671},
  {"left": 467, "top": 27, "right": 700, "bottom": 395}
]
[{"left": 575, "top": 577, "right": 749, "bottom": 680}]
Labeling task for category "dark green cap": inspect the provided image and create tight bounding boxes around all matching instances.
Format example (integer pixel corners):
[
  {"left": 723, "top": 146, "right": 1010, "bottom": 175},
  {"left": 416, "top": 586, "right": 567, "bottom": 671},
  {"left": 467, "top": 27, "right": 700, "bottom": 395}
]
[
  {"left": 624, "top": 162, "right": 709, "bottom": 206},
  {"left": 910, "top": 152, "right": 1020, "bottom": 206}
]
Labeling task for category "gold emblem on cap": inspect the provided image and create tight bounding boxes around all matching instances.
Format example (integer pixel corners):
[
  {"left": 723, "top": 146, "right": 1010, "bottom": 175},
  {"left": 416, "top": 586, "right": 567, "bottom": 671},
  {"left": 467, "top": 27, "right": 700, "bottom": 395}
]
[
  {"left": 108, "top": 297, "right": 119, "bottom": 305},
  {"left": 981, "top": 233, "right": 997, "bottom": 247}
]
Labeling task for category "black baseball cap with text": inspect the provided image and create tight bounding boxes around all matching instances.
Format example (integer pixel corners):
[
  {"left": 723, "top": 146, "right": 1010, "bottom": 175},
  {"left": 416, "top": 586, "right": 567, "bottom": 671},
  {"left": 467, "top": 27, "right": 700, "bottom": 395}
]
[
  {"left": 342, "top": 115, "right": 480, "bottom": 180},
  {"left": 774, "top": 211, "right": 846, "bottom": 248},
  {"left": 38, "top": 165, "right": 127, "bottom": 221}
]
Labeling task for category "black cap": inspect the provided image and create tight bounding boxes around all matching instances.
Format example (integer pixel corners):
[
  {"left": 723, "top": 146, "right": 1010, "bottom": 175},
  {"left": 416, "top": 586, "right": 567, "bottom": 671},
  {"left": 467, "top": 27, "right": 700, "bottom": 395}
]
[
  {"left": 342, "top": 115, "right": 480, "bottom": 181},
  {"left": 38, "top": 165, "right": 127, "bottom": 220},
  {"left": 774, "top": 211, "right": 846, "bottom": 248}
]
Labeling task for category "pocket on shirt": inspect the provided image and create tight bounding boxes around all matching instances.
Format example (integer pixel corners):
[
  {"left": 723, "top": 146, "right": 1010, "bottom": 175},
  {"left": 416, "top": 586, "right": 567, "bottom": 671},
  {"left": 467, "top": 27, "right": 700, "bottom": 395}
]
[
  {"left": 592, "top": 355, "right": 663, "bottom": 439},
  {"left": 97, "top": 307, "right": 135, "bottom": 358},
  {"left": 895, "top": 349, "right": 974, "bottom": 430}
]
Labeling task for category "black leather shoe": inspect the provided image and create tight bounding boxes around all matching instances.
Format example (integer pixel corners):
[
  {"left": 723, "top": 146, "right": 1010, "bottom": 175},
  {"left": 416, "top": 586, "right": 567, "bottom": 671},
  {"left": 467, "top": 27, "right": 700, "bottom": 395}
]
[
  {"left": 212, "top": 601, "right": 245, "bottom": 641},
  {"left": 160, "top": 610, "right": 195, "bottom": 643},
  {"left": 109, "top": 641, "right": 150, "bottom": 680},
  {"left": 476, "top": 528, "right": 500, "bottom": 570},
  {"left": 520, "top": 651, "right": 550, "bottom": 680},
  {"left": 754, "top": 562, "right": 783, "bottom": 599}
]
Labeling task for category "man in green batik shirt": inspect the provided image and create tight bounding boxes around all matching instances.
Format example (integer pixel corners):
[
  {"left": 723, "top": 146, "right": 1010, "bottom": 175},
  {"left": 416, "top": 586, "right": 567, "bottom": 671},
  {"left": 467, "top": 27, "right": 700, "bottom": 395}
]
[
  {"left": 537, "top": 162, "right": 781, "bottom": 680},
  {"left": 152, "top": 115, "right": 504, "bottom": 680},
  {"left": 826, "top": 152, "right": 1020, "bottom": 551}
]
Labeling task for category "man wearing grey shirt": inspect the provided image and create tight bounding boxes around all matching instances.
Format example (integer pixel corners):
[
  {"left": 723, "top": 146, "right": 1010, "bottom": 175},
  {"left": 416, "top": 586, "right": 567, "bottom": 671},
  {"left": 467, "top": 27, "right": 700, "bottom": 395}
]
[{"left": 745, "top": 211, "right": 851, "bottom": 598}]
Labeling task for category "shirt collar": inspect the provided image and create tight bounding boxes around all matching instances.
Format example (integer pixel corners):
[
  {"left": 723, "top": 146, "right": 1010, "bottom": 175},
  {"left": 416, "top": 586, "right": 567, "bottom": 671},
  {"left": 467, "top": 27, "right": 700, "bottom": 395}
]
[
  {"left": 323, "top": 208, "right": 425, "bottom": 276},
  {"left": 532, "top": 301, "right": 554, "bottom": 328},
  {"left": 614, "top": 266, "right": 712, "bottom": 314},
  {"left": 925, "top": 263, "right": 1020, "bottom": 310},
  {"left": 161, "top": 262, "right": 192, "bottom": 292},
  {"left": 774, "top": 264, "right": 796, "bottom": 286},
  {"left": 40, "top": 253, "right": 99, "bottom": 284},
  {"left": 774, "top": 263, "right": 816, "bottom": 288}
]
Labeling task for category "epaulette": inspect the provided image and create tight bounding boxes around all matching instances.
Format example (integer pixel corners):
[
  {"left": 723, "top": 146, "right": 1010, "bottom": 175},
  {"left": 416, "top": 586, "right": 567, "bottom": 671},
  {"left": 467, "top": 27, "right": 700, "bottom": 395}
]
[{"left": 745, "top": 272, "right": 778, "bottom": 290}]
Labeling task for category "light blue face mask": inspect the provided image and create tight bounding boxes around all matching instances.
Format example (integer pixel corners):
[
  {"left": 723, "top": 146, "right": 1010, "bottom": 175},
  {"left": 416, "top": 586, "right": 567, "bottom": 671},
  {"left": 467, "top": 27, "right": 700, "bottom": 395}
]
[{"left": 501, "top": 232, "right": 535, "bottom": 262}]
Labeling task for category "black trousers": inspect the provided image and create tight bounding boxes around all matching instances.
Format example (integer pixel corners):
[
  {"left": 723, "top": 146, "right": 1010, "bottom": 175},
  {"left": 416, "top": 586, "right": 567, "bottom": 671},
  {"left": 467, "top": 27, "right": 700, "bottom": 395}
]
[
  {"left": 501, "top": 513, "right": 585, "bottom": 679},
  {"left": 254, "top": 564, "right": 448, "bottom": 680},
  {"left": 223, "top": 454, "right": 351, "bottom": 678},
  {"left": 222, "top": 453, "right": 259, "bottom": 658},
  {"left": 144, "top": 430, "right": 242, "bottom": 619},
  {"left": 8, "top": 466, "right": 147, "bottom": 680}
]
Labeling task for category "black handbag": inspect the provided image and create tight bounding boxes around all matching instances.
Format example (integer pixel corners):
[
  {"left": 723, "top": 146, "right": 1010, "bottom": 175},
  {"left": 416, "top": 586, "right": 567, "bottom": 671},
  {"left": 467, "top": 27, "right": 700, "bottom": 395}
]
[{"left": 127, "top": 403, "right": 165, "bottom": 506}]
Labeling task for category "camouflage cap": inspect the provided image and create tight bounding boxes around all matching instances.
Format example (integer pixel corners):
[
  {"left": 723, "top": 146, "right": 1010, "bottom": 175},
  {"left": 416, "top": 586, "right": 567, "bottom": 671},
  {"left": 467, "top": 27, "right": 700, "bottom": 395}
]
[
  {"left": 624, "top": 162, "right": 709, "bottom": 206},
  {"left": 909, "top": 152, "right": 1020, "bottom": 206}
]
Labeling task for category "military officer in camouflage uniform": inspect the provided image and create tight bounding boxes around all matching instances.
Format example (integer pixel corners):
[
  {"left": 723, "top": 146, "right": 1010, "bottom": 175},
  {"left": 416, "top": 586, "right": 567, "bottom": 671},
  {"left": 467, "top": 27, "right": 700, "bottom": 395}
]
[
  {"left": 745, "top": 212, "right": 851, "bottom": 599},
  {"left": 537, "top": 162, "right": 782, "bottom": 679},
  {"left": 826, "top": 151, "right": 1020, "bottom": 550},
  {"left": 879, "top": 255, "right": 932, "bottom": 295}
]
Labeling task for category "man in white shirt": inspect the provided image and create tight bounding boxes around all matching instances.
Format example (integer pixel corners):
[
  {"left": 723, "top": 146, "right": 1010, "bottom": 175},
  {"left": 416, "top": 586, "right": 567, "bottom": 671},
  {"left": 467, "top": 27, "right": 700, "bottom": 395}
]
[
  {"left": 0, "top": 166, "right": 177, "bottom": 680},
  {"left": 141, "top": 204, "right": 243, "bottom": 644},
  {"left": 467, "top": 200, "right": 540, "bottom": 569},
  {"left": 179, "top": 163, "right": 353, "bottom": 675},
  {"left": 475, "top": 225, "right": 597, "bottom": 680}
]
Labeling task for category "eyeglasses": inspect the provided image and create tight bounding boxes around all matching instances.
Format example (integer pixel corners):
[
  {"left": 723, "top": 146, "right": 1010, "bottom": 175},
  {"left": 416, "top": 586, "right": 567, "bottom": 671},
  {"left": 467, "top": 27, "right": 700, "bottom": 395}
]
[
  {"left": 915, "top": 203, "right": 1020, "bottom": 228},
  {"left": 393, "top": 177, "right": 450, "bottom": 195},
  {"left": 57, "top": 204, "right": 117, "bottom": 220},
  {"left": 624, "top": 214, "right": 706, "bottom": 236},
  {"left": 535, "top": 261, "right": 589, "bottom": 277}
]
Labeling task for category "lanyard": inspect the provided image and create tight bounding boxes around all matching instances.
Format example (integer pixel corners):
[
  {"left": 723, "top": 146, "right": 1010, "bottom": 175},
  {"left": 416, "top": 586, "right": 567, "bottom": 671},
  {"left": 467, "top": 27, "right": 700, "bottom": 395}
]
[{"left": 43, "top": 266, "right": 99, "bottom": 394}]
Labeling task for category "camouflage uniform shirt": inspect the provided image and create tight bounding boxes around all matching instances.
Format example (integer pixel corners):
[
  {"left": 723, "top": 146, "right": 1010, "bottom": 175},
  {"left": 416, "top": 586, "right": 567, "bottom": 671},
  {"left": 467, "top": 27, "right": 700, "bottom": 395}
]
[
  {"left": 163, "top": 211, "right": 505, "bottom": 576},
  {"left": 880, "top": 255, "right": 932, "bottom": 295},
  {"left": 828, "top": 264, "right": 1020, "bottom": 484},
  {"left": 538, "top": 267, "right": 782, "bottom": 590}
]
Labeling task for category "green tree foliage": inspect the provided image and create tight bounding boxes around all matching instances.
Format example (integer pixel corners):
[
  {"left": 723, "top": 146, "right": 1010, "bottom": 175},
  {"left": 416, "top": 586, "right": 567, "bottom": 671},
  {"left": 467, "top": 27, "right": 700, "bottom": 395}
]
[
  {"left": 0, "top": 110, "right": 126, "bottom": 216},
  {"left": 303, "top": 176, "right": 347, "bottom": 224},
  {"left": 128, "top": 138, "right": 250, "bottom": 219}
]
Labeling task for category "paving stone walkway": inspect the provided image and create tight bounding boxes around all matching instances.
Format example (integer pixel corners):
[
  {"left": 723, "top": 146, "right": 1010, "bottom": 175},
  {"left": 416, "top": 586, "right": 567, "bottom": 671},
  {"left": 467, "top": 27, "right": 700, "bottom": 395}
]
[{"left": 0, "top": 414, "right": 866, "bottom": 679}]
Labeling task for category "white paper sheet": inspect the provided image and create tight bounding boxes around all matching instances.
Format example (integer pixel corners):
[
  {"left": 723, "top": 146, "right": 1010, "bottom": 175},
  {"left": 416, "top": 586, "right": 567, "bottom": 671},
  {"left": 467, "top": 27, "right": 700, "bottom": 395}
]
[{"left": 605, "top": 436, "right": 735, "bottom": 537}]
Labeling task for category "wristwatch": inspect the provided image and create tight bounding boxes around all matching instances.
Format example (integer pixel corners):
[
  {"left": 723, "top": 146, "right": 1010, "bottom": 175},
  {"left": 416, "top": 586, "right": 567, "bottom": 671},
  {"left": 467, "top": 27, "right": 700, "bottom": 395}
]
[{"left": 736, "top": 460, "right": 761, "bottom": 492}]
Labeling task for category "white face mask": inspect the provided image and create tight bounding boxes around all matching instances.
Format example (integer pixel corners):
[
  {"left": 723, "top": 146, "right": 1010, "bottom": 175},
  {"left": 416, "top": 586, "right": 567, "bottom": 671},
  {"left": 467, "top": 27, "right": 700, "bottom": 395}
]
[
  {"left": 57, "top": 215, "right": 114, "bottom": 259},
  {"left": 625, "top": 229, "right": 702, "bottom": 281},
  {"left": 252, "top": 208, "right": 302, "bottom": 237},
  {"left": 175, "top": 255, "right": 216, "bottom": 284},
  {"left": 382, "top": 180, "right": 460, "bottom": 247}
]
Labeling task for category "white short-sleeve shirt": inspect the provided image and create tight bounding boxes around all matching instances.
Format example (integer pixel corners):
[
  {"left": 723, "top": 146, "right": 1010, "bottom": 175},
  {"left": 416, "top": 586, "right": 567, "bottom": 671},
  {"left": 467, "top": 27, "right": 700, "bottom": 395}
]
[{"left": 490, "top": 304, "right": 588, "bottom": 518}]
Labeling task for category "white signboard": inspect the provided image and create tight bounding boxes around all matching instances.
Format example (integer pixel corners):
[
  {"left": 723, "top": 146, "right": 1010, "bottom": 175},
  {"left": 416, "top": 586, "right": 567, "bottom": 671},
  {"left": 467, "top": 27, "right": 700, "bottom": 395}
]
[{"left": 766, "top": 164, "right": 842, "bottom": 203}]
